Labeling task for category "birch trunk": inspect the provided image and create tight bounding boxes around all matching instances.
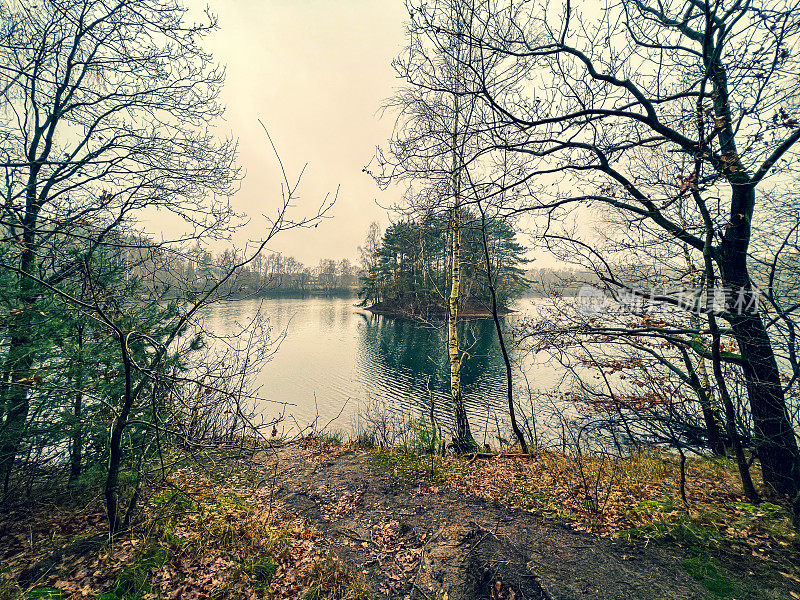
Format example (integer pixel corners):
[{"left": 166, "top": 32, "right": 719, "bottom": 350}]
[{"left": 448, "top": 95, "right": 474, "bottom": 453}]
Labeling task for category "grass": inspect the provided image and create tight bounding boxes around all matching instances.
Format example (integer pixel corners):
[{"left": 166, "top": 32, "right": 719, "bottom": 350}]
[
  {"left": 94, "top": 543, "right": 171, "bottom": 600},
  {"left": 4, "top": 440, "right": 798, "bottom": 599},
  {"left": 240, "top": 553, "right": 277, "bottom": 596},
  {"left": 135, "top": 472, "right": 370, "bottom": 600},
  {"left": 368, "top": 448, "right": 451, "bottom": 484},
  {"left": 25, "top": 589, "right": 64, "bottom": 599},
  {"left": 1, "top": 453, "right": 369, "bottom": 600},
  {"left": 317, "top": 431, "right": 346, "bottom": 446},
  {"left": 359, "top": 443, "right": 799, "bottom": 598}
]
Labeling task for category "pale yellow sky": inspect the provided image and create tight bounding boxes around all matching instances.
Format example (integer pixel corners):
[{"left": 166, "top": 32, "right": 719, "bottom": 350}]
[{"left": 202, "top": 0, "right": 408, "bottom": 266}]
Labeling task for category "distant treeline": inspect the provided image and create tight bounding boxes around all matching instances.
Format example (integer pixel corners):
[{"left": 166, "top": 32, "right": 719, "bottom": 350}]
[
  {"left": 207, "top": 252, "right": 361, "bottom": 298},
  {"left": 112, "top": 237, "right": 606, "bottom": 303},
  {"left": 115, "top": 245, "right": 363, "bottom": 300},
  {"left": 522, "top": 268, "right": 600, "bottom": 297}
]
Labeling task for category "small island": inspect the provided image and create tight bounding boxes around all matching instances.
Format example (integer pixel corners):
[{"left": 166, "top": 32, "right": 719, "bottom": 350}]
[{"left": 357, "top": 211, "right": 528, "bottom": 320}]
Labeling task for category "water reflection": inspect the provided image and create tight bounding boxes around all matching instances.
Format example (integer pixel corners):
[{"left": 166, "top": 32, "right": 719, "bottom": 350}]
[
  {"left": 201, "top": 297, "right": 553, "bottom": 437},
  {"left": 357, "top": 312, "right": 510, "bottom": 420}
]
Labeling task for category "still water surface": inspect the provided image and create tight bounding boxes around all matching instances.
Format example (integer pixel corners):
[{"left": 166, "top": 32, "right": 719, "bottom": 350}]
[{"left": 202, "top": 297, "right": 560, "bottom": 440}]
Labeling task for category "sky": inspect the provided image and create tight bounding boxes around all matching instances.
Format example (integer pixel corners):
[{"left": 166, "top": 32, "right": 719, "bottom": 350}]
[{"left": 201, "top": 0, "right": 410, "bottom": 267}]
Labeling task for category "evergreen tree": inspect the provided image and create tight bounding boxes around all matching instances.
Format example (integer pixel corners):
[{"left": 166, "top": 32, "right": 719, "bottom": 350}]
[{"left": 359, "top": 211, "right": 528, "bottom": 312}]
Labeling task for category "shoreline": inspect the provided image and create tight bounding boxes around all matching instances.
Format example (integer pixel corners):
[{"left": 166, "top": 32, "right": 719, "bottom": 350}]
[{"left": 365, "top": 299, "right": 515, "bottom": 321}]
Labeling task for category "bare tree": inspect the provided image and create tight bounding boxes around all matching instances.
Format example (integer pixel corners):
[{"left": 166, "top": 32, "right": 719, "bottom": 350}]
[
  {"left": 371, "top": 0, "right": 497, "bottom": 451},
  {"left": 0, "top": 0, "right": 241, "bottom": 487},
  {"left": 0, "top": 0, "right": 335, "bottom": 533},
  {"left": 403, "top": 0, "right": 800, "bottom": 513}
]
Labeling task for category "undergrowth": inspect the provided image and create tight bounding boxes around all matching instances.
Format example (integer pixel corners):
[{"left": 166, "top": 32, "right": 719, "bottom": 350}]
[
  {"left": 2, "top": 452, "right": 369, "bottom": 600},
  {"left": 366, "top": 444, "right": 797, "bottom": 556}
]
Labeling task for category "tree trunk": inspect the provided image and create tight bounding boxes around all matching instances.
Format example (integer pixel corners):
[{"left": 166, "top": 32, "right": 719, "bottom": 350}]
[
  {"left": 727, "top": 311, "right": 799, "bottom": 496},
  {"left": 0, "top": 166, "right": 43, "bottom": 491},
  {"left": 0, "top": 264, "right": 38, "bottom": 490},
  {"left": 448, "top": 206, "right": 473, "bottom": 452},
  {"left": 480, "top": 210, "right": 528, "bottom": 453},
  {"left": 69, "top": 324, "right": 85, "bottom": 486},
  {"left": 696, "top": 356, "right": 728, "bottom": 455},
  {"left": 719, "top": 185, "right": 800, "bottom": 497},
  {"left": 106, "top": 338, "right": 135, "bottom": 534},
  {"left": 683, "top": 246, "right": 727, "bottom": 456},
  {"left": 448, "top": 98, "right": 474, "bottom": 453},
  {"left": 686, "top": 358, "right": 727, "bottom": 456},
  {"left": 709, "top": 317, "right": 760, "bottom": 503},
  {"left": 0, "top": 336, "right": 32, "bottom": 492}
]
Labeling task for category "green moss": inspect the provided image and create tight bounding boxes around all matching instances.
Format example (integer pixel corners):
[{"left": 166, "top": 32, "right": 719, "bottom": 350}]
[{"left": 682, "top": 548, "right": 733, "bottom": 597}]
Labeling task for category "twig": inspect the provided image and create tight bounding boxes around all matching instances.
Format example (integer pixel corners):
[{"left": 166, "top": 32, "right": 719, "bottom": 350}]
[
  {"left": 412, "top": 583, "right": 434, "bottom": 600},
  {"left": 334, "top": 528, "right": 372, "bottom": 545}
]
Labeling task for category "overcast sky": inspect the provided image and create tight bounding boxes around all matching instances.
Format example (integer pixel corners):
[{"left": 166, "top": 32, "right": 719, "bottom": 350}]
[{"left": 201, "top": 0, "right": 409, "bottom": 267}]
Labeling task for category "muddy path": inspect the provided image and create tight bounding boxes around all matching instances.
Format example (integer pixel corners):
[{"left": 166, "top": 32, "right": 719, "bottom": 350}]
[{"left": 229, "top": 445, "right": 709, "bottom": 600}]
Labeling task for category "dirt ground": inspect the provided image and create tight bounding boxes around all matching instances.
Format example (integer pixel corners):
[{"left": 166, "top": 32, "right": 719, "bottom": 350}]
[{"left": 229, "top": 444, "right": 720, "bottom": 600}]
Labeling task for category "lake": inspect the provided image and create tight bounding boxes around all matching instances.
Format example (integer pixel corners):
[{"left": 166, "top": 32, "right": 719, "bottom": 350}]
[{"left": 201, "top": 297, "right": 564, "bottom": 444}]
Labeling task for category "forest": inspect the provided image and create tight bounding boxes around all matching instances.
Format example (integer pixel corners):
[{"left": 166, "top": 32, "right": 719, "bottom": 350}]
[{"left": 1, "top": 0, "right": 800, "bottom": 599}]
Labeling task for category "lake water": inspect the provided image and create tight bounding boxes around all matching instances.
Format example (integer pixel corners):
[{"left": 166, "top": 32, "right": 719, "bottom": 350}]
[{"left": 201, "top": 297, "right": 563, "bottom": 443}]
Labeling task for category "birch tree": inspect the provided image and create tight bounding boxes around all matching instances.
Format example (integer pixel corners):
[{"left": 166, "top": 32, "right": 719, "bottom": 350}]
[{"left": 369, "top": 0, "right": 491, "bottom": 451}]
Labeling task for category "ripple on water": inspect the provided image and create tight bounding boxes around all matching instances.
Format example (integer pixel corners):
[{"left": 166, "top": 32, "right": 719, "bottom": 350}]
[{"left": 200, "top": 297, "right": 563, "bottom": 437}]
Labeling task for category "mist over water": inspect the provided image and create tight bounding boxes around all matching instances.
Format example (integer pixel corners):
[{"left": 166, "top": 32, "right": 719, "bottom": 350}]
[{"left": 201, "top": 297, "right": 563, "bottom": 442}]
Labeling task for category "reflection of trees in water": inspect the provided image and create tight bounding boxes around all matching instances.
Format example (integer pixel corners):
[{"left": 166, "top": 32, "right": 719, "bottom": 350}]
[{"left": 357, "top": 313, "right": 509, "bottom": 418}]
